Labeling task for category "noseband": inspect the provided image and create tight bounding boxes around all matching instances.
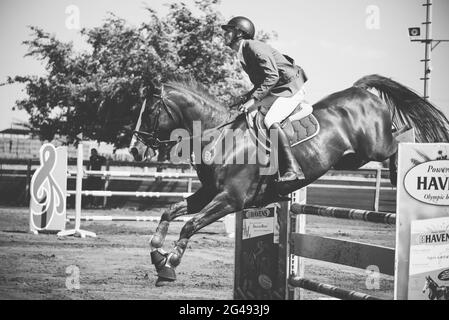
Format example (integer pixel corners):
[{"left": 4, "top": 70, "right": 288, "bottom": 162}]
[{"left": 133, "top": 93, "right": 179, "bottom": 150}]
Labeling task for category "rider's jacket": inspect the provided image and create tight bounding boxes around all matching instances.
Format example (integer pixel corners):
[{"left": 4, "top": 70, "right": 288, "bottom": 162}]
[{"left": 240, "top": 40, "right": 308, "bottom": 101}]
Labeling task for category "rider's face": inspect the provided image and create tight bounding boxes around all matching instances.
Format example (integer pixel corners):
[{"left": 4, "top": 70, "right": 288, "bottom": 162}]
[{"left": 223, "top": 28, "right": 237, "bottom": 47}]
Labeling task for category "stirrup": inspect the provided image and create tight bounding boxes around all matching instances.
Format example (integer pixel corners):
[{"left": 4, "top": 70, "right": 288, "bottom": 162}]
[
  {"left": 278, "top": 172, "right": 299, "bottom": 182},
  {"left": 277, "top": 169, "right": 305, "bottom": 182}
]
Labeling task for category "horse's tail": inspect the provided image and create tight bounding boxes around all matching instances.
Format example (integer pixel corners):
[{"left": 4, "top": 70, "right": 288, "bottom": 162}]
[{"left": 353, "top": 74, "right": 449, "bottom": 142}]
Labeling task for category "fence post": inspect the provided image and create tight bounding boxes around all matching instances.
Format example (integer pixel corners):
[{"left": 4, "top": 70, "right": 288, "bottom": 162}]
[
  {"left": 103, "top": 158, "right": 110, "bottom": 208},
  {"left": 25, "top": 159, "right": 32, "bottom": 205},
  {"left": 279, "top": 200, "right": 291, "bottom": 300},
  {"left": 374, "top": 168, "right": 381, "bottom": 212},
  {"left": 187, "top": 166, "right": 193, "bottom": 193},
  {"left": 288, "top": 189, "right": 307, "bottom": 300}
]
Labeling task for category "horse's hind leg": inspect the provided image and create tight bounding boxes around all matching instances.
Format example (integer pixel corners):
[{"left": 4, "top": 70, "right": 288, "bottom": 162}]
[{"left": 155, "top": 191, "right": 239, "bottom": 286}]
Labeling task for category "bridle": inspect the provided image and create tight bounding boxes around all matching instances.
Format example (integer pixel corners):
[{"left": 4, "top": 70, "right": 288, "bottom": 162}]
[{"left": 133, "top": 93, "right": 179, "bottom": 150}]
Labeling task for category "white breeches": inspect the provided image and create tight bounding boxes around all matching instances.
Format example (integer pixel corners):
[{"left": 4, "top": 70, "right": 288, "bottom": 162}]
[{"left": 262, "top": 87, "right": 308, "bottom": 128}]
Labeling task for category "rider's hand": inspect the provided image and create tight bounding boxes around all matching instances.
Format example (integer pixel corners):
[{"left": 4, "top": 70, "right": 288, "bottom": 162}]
[{"left": 239, "top": 98, "right": 256, "bottom": 113}]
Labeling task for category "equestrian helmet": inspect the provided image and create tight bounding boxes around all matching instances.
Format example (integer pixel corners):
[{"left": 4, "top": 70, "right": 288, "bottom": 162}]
[{"left": 221, "top": 16, "right": 255, "bottom": 39}]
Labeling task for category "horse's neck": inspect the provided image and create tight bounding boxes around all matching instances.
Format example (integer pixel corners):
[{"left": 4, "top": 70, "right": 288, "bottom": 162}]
[
  {"left": 180, "top": 99, "right": 232, "bottom": 132},
  {"left": 165, "top": 86, "right": 237, "bottom": 133},
  {"left": 429, "top": 282, "right": 439, "bottom": 296}
]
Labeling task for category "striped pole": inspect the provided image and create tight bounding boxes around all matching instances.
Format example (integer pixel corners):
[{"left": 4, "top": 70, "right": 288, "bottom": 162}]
[
  {"left": 290, "top": 203, "right": 396, "bottom": 225},
  {"left": 288, "top": 277, "right": 382, "bottom": 300}
]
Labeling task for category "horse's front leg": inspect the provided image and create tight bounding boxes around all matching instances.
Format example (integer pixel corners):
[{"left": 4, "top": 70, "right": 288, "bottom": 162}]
[
  {"left": 149, "top": 200, "right": 188, "bottom": 269},
  {"left": 155, "top": 191, "right": 240, "bottom": 285}
]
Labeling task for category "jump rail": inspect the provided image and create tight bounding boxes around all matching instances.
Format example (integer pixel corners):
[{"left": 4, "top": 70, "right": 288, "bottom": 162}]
[
  {"left": 290, "top": 203, "right": 396, "bottom": 225},
  {"left": 67, "top": 170, "right": 197, "bottom": 179},
  {"left": 288, "top": 277, "right": 383, "bottom": 300},
  {"left": 65, "top": 215, "right": 222, "bottom": 222},
  {"left": 287, "top": 203, "right": 396, "bottom": 299},
  {"left": 66, "top": 190, "right": 192, "bottom": 198}
]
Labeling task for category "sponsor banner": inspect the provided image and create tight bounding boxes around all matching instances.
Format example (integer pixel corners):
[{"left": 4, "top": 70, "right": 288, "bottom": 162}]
[
  {"left": 242, "top": 206, "right": 275, "bottom": 240},
  {"left": 29, "top": 144, "right": 67, "bottom": 233},
  {"left": 404, "top": 160, "right": 449, "bottom": 205},
  {"left": 235, "top": 204, "right": 282, "bottom": 299},
  {"left": 408, "top": 217, "right": 449, "bottom": 300},
  {"left": 395, "top": 143, "right": 449, "bottom": 300}
]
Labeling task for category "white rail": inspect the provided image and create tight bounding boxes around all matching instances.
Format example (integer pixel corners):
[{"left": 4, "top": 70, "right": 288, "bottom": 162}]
[{"left": 66, "top": 190, "right": 192, "bottom": 198}]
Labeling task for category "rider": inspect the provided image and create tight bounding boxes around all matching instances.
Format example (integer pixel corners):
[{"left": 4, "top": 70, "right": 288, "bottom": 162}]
[{"left": 221, "top": 16, "right": 309, "bottom": 182}]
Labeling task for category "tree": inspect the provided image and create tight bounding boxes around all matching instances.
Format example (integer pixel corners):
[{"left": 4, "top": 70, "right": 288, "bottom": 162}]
[{"left": 3, "top": 0, "right": 275, "bottom": 148}]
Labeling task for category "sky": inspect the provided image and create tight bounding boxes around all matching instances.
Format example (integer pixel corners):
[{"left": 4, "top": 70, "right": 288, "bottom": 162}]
[{"left": 0, "top": 0, "right": 448, "bottom": 130}]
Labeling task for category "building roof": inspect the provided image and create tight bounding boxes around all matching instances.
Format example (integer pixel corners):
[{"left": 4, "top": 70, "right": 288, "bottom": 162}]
[{"left": 0, "top": 128, "right": 32, "bottom": 135}]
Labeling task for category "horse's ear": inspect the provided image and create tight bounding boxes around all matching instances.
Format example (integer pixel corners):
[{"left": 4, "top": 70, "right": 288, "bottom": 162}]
[{"left": 141, "top": 81, "right": 162, "bottom": 100}]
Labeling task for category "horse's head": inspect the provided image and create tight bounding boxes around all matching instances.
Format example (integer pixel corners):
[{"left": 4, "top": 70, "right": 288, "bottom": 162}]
[
  {"left": 423, "top": 276, "right": 431, "bottom": 293},
  {"left": 423, "top": 276, "right": 440, "bottom": 299},
  {"left": 128, "top": 80, "right": 232, "bottom": 162},
  {"left": 128, "top": 88, "right": 182, "bottom": 162}
]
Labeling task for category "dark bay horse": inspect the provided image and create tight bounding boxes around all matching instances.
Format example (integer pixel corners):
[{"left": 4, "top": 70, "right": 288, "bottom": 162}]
[
  {"left": 423, "top": 276, "right": 449, "bottom": 300},
  {"left": 129, "top": 74, "right": 449, "bottom": 285}
]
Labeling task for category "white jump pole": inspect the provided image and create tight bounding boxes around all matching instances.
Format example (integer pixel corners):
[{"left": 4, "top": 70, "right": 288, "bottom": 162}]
[
  {"left": 290, "top": 187, "right": 307, "bottom": 300},
  {"left": 58, "top": 142, "right": 96, "bottom": 238}
]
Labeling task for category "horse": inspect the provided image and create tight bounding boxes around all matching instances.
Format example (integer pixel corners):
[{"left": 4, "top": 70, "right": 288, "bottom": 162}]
[
  {"left": 129, "top": 74, "right": 449, "bottom": 285},
  {"left": 422, "top": 276, "right": 449, "bottom": 300}
]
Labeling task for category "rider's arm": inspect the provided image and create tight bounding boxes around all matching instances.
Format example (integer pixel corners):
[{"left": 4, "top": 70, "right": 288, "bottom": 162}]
[{"left": 247, "top": 42, "right": 280, "bottom": 101}]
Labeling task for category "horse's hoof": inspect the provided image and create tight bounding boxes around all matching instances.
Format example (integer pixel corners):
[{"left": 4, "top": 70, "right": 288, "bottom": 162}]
[
  {"left": 157, "top": 265, "right": 176, "bottom": 280},
  {"left": 155, "top": 276, "right": 176, "bottom": 287},
  {"left": 150, "top": 250, "right": 168, "bottom": 267},
  {"left": 155, "top": 266, "right": 176, "bottom": 287}
]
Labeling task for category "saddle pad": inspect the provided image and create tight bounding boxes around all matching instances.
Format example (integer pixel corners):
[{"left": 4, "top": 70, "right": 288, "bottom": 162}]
[
  {"left": 283, "top": 114, "right": 320, "bottom": 147},
  {"left": 254, "top": 112, "right": 320, "bottom": 148}
]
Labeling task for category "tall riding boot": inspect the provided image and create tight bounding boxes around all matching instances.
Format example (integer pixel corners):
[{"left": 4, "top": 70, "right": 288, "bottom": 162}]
[{"left": 270, "top": 122, "right": 305, "bottom": 182}]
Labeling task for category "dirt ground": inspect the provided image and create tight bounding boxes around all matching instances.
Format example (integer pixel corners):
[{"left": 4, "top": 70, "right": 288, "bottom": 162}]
[{"left": 0, "top": 206, "right": 395, "bottom": 300}]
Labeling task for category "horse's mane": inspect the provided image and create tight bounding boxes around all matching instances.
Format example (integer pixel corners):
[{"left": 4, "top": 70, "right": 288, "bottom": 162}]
[
  {"left": 427, "top": 276, "right": 437, "bottom": 286},
  {"left": 164, "top": 76, "right": 223, "bottom": 109},
  {"left": 163, "top": 75, "right": 240, "bottom": 124}
]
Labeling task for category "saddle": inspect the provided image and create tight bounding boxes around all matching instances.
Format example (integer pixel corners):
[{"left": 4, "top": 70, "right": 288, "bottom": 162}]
[{"left": 247, "top": 102, "right": 320, "bottom": 151}]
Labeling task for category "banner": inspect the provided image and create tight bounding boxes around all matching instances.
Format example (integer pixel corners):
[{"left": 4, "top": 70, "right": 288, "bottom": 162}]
[
  {"left": 234, "top": 204, "right": 282, "bottom": 299},
  {"left": 408, "top": 216, "right": 449, "bottom": 299},
  {"left": 29, "top": 143, "right": 67, "bottom": 234},
  {"left": 395, "top": 143, "right": 449, "bottom": 300}
]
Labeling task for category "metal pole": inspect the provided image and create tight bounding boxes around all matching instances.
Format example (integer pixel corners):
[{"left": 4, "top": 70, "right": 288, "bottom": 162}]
[
  {"left": 75, "top": 143, "right": 83, "bottom": 231},
  {"left": 411, "top": 1, "right": 448, "bottom": 100},
  {"left": 422, "top": 0, "right": 432, "bottom": 100}
]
